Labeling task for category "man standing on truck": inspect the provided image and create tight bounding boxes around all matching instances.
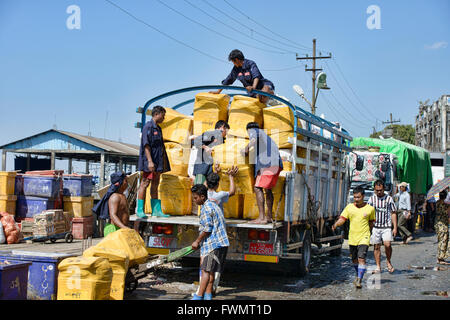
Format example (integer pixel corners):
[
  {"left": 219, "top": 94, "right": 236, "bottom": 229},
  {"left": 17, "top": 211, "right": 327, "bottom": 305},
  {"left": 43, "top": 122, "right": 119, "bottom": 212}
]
[
  {"left": 210, "top": 49, "right": 275, "bottom": 104},
  {"left": 136, "top": 106, "right": 171, "bottom": 218},
  {"left": 192, "top": 120, "right": 230, "bottom": 185},
  {"left": 191, "top": 184, "right": 229, "bottom": 300},
  {"left": 242, "top": 122, "right": 283, "bottom": 224},
  {"left": 92, "top": 171, "right": 130, "bottom": 237},
  {"left": 332, "top": 186, "right": 376, "bottom": 289},
  {"left": 395, "top": 182, "right": 413, "bottom": 244},
  {"left": 368, "top": 180, "right": 398, "bottom": 273}
]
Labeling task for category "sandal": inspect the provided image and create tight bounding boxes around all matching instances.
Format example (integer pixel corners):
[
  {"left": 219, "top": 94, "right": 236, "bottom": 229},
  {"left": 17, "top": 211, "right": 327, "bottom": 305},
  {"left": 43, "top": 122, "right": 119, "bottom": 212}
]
[
  {"left": 387, "top": 265, "right": 395, "bottom": 273},
  {"left": 437, "top": 260, "right": 450, "bottom": 265}
]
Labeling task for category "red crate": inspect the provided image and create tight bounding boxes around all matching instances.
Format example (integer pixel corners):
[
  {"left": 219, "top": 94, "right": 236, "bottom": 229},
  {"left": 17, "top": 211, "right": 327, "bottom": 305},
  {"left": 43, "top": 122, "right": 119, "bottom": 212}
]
[
  {"left": 25, "top": 170, "right": 64, "bottom": 176},
  {"left": 71, "top": 215, "right": 94, "bottom": 239}
]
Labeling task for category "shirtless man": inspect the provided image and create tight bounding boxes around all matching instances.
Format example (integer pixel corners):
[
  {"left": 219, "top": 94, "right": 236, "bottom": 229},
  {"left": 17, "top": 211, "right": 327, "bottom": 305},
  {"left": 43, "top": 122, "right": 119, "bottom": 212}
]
[{"left": 93, "top": 171, "right": 130, "bottom": 237}]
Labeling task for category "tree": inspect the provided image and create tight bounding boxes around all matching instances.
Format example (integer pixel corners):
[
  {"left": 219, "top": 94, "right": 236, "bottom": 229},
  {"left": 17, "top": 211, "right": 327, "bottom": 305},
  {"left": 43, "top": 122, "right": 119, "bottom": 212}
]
[{"left": 370, "top": 124, "right": 416, "bottom": 144}]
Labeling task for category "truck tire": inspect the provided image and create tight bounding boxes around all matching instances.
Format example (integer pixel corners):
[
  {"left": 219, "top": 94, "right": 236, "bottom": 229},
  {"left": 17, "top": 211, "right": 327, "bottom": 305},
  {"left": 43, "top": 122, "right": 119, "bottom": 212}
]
[{"left": 298, "top": 229, "right": 312, "bottom": 276}]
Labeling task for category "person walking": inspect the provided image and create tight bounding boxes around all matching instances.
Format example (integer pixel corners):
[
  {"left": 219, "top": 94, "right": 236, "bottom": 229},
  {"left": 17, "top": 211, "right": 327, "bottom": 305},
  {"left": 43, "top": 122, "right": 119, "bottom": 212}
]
[
  {"left": 332, "top": 186, "right": 376, "bottom": 289},
  {"left": 191, "top": 184, "right": 229, "bottom": 300},
  {"left": 425, "top": 196, "right": 437, "bottom": 232},
  {"left": 368, "top": 180, "right": 398, "bottom": 273},
  {"left": 395, "top": 182, "right": 413, "bottom": 244},
  {"left": 136, "top": 106, "right": 171, "bottom": 218},
  {"left": 435, "top": 190, "right": 450, "bottom": 265}
]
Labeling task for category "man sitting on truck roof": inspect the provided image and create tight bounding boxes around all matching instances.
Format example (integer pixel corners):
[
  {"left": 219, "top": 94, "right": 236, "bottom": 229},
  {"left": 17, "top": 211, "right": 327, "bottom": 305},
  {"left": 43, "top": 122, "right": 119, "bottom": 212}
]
[
  {"left": 332, "top": 186, "right": 376, "bottom": 289},
  {"left": 241, "top": 122, "right": 283, "bottom": 224},
  {"left": 210, "top": 49, "right": 275, "bottom": 104}
]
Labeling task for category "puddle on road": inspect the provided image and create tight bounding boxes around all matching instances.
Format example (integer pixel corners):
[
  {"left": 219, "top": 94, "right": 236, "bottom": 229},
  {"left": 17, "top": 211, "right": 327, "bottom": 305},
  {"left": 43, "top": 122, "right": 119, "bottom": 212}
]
[{"left": 421, "top": 291, "right": 448, "bottom": 297}]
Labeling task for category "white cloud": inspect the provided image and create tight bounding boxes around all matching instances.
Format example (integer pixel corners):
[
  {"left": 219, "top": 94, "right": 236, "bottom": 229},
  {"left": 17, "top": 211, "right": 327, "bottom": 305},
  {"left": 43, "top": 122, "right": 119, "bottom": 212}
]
[{"left": 425, "top": 41, "right": 448, "bottom": 50}]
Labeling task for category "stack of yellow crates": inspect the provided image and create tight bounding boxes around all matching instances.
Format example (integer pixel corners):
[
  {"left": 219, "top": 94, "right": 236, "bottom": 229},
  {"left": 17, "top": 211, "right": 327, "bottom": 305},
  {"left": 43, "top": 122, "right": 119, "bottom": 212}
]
[
  {"left": 0, "top": 171, "right": 17, "bottom": 215},
  {"left": 193, "top": 92, "right": 229, "bottom": 136},
  {"left": 227, "top": 95, "right": 264, "bottom": 138},
  {"left": 63, "top": 195, "right": 93, "bottom": 218}
]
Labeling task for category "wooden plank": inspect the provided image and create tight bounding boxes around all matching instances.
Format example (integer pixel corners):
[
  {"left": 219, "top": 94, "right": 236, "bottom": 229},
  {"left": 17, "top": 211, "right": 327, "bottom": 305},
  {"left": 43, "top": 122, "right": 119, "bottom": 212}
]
[{"left": 317, "top": 235, "right": 343, "bottom": 243}]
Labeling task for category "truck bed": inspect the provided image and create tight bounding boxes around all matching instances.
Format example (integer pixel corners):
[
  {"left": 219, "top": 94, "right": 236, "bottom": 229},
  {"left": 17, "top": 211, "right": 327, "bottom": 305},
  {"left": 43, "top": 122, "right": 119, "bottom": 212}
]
[{"left": 129, "top": 214, "right": 283, "bottom": 230}]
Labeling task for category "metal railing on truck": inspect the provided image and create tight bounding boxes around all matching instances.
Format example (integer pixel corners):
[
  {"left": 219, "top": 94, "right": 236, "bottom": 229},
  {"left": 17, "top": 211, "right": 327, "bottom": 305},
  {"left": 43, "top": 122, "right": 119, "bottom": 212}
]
[{"left": 135, "top": 85, "right": 352, "bottom": 226}]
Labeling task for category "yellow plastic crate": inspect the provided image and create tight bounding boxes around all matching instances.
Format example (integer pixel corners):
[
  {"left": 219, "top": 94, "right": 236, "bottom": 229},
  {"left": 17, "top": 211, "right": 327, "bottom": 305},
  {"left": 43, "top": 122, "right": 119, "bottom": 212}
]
[
  {"left": 63, "top": 196, "right": 93, "bottom": 218},
  {"left": 0, "top": 171, "right": 16, "bottom": 195},
  {"left": 57, "top": 256, "right": 113, "bottom": 300},
  {"left": 0, "top": 195, "right": 17, "bottom": 215}
]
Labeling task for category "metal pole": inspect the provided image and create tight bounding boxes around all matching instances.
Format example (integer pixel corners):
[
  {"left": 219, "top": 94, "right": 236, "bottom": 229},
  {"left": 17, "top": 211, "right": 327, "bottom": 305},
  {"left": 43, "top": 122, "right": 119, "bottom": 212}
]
[
  {"left": 85, "top": 160, "right": 89, "bottom": 174},
  {"left": 68, "top": 158, "right": 73, "bottom": 174},
  {"left": 100, "top": 152, "right": 105, "bottom": 188},
  {"left": 2, "top": 150, "right": 7, "bottom": 171},
  {"left": 50, "top": 152, "right": 55, "bottom": 170},
  {"left": 312, "top": 38, "right": 317, "bottom": 115}
]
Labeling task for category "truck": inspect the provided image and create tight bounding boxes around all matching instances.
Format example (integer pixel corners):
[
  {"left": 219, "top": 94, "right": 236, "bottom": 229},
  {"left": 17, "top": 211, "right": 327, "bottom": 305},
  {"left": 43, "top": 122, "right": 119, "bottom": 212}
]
[
  {"left": 349, "top": 137, "right": 433, "bottom": 216},
  {"left": 130, "top": 85, "right": 354, "bottom": 276}
]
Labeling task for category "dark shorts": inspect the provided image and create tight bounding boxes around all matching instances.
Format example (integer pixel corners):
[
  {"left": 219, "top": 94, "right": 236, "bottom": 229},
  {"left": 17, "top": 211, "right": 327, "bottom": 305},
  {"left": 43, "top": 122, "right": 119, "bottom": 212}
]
[
  {"left": 349, "top": 245, "right": 369, "bottom": 261},
  {"left": 201, "top": 247, "right": 228, "bottom": 273}
]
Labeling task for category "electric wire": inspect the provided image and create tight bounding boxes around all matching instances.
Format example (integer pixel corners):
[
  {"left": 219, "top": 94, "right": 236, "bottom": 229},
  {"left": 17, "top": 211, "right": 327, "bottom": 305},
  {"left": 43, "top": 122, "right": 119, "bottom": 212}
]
[
  {"left": 222, "top": 0, "right": 312, "bottom": 51},
  {"left": 104, "top": 0, "right": 227, "bottom": 64},
  {"left": 200, "top": 0, "right": 301, "bottom": 54},
  {"left": 155, "top": 0, "right": 289, "bottom": 55}
]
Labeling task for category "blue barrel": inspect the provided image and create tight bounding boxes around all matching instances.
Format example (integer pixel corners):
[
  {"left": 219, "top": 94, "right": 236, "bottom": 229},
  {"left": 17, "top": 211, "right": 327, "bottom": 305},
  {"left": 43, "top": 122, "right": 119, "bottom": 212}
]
[
  {"left": 18, "top": 175, "right": 62, "bottom": 198},
  {"left": 63, "top": 175, "right": 93, "bottom": 197},
  {"left": 0, "top": 251, "right": 75, "bottom": 300},
  {"left": 16, "top": 196, "right": 57, "bottom": 219},
  {"left": 0, "top": 259, "right": 31, "bottom": 300}
]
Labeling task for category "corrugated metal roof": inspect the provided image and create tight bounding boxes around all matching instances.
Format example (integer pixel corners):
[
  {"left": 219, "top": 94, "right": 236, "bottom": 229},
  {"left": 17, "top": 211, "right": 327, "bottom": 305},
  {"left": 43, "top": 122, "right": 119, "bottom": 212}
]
[{"left": 0, "top": 129, "right": 140, "bottom": 156}]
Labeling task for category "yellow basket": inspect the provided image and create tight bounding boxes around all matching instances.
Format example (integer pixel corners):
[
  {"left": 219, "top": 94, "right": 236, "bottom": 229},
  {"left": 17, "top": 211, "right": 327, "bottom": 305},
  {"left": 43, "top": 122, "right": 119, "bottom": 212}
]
[
  {"left": 63, "top": 196, "right": 93, "bottom": 218},
  {"left": 0, "top": 195, "right": 16, "bottom": 215},
  {"left": 0, "top": 171, "right": 16, "bottom": 195}
]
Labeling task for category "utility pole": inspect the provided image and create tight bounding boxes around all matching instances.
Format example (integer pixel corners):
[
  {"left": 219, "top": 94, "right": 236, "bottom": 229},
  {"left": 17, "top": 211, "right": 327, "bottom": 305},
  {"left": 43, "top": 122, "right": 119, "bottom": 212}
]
[
  {"left": 382, "top": 113, "right": 401, "bottom": 125},
  {"left": 296, "top": 39, "right": 332, "bottom": 114}
]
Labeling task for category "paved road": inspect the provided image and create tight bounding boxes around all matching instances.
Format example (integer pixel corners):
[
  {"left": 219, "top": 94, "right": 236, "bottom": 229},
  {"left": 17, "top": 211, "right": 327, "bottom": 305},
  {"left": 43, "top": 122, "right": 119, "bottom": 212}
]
[{"left": 126, "top": 230, "right": 449, "bottom": 300}]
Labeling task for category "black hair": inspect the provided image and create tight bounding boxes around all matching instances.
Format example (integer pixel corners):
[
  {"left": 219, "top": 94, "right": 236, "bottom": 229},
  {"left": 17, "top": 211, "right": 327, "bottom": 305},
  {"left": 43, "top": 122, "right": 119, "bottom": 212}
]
[
  {"left": 215, "top": 120, "right": 230, "bottom": 130},
  {"left": 191, "top": 184, "right": 208, "bottom": 198},
  {"left": 151, "top": 105, "right": 166, "bottom": 117},
  {"left": 206, "top": 172, "right": 220, "bottom": 189},
  {"left": 353, "top": 186, "right": 365, "bottom": 196},
  {"left": 246, "top": 122, "right": 260, "bottom": 130},
  {"left": 374, "top": 179, "right": 385, "bottom": 188},
  {"left": 228, "top": 49, "right": 244, "bottom": 61},
  {"left": 439, "top": 190, "right": 447, "bottom": 200}
]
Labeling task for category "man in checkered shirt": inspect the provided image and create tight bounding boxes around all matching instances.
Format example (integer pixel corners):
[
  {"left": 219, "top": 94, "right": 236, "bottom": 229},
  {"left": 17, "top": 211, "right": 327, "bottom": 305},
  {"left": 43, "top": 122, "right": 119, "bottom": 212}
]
[
  {"left": 368, "top": 179, "right": 398, "bottom": 274},
  {"left": 191, "top": 184, "right": 229, "bottom": 300}
]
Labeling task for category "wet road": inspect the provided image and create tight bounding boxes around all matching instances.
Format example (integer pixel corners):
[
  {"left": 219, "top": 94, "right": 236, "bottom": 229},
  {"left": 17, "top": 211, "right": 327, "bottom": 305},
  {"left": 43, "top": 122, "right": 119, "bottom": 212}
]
[{"left": 126, "top": 229, "right": 449, "bottom": 300}]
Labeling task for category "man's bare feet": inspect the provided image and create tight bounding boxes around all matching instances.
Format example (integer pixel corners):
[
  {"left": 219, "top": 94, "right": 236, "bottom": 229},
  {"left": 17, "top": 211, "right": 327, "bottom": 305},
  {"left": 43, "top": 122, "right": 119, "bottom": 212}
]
[{"left": 248, "top": 218, "right": 271, "bottom": 224}]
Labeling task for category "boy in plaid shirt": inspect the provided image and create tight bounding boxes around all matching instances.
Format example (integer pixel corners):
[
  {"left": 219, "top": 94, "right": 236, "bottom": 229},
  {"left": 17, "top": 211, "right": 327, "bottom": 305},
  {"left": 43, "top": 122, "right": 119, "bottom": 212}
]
[{"left": 191, "top": 184, "right": 229, "bottom": 300}]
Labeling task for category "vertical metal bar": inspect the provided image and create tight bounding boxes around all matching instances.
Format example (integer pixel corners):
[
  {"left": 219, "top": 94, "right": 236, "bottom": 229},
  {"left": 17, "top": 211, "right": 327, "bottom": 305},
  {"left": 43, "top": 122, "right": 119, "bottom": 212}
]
[
  {"left": 50, "top": 152, "right": 55, "bottom": 170},
  {"left": 68, "top": 158, "right": 73, "bottom": 174},
  {"left": 85, "top": 160, "right": 89, "bottom": 174},
  {"left": 100, "top": 152, "right": 105, "bottom": 188},
  {"left": 2, "top": 150, "right": 7, "bottom": 171}
]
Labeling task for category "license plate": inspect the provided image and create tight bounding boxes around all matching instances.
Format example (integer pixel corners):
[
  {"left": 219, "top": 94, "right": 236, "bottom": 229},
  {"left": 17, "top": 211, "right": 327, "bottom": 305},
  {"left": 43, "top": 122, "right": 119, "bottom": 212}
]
[
  {"left": 148, "top": 236, "right": 175, "bottom": 248},
  {"left": 247, "top": 242, "right": 274, "bottom": 255}
]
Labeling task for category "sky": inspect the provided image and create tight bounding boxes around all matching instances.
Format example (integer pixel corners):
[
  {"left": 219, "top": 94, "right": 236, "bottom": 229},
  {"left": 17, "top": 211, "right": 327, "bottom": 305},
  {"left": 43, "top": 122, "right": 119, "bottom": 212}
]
[{"left": 0, "top": 0, "right": 449, "bottom": 172}]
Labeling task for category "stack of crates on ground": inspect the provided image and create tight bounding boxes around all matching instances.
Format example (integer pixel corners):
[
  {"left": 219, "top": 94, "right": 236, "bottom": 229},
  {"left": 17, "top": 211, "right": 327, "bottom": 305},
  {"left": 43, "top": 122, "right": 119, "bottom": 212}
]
[
  {"left": 32, "top": 210, "right": 67, "bottom": 237},
  {"left": 0, "top": 171, "right": 17, "bottom": 216},
  {"left": 15, "top": 170, "right": 63, "bottom": 221},
  {"left": 62, "top": 174, "right": 94, "bottom": 239}
]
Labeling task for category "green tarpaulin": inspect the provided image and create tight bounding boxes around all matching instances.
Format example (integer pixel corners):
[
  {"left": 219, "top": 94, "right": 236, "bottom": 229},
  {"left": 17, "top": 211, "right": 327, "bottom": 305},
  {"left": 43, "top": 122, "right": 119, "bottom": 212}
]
[{"left": 350, "top": 137, "right": 433, "bottom": 194}]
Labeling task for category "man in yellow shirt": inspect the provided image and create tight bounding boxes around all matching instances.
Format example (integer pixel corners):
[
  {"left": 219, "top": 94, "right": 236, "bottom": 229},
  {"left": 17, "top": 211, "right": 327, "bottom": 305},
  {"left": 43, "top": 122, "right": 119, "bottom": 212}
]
[{"left": 332, "top": 186, "right": 376, "bottom": 289}]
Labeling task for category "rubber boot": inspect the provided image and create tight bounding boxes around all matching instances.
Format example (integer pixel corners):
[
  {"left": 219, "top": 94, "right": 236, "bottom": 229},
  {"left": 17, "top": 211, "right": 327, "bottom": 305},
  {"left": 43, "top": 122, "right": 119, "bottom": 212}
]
[
  {"left": 151, "top": 199, "right": 170, "bottom": 217},
  {"left": 136, "top": 199, "right": 147, "bottom": 218}
]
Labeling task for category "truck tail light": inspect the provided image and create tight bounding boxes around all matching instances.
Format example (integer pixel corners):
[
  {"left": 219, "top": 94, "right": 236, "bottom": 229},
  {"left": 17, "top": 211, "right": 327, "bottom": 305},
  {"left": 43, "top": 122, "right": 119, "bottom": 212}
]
[
  {"left": 152, "top": 224, "right": 173, "bottom": 235},
  {"left": 258, "top": 231, "right": 270, "bottom": 241},
  {"left": 248, "top": 229, "right": 258, "bottom": 240}
]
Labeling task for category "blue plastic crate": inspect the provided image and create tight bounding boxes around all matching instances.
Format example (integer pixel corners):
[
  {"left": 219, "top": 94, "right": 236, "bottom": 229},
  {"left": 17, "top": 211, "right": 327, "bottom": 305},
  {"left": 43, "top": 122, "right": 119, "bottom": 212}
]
[
  {"left": 0, "top": 251, "right": 75, "bottom": 300},
  {"left": 16, "top": 196, "right": 57, "bottom": 219},
  {"left": 18, "top": 175, "right": 62, "bottom": 198},
  {"left": 63, "top": 175, "right": 93, "bottom": 197},
  {"left": 0, "top": 259, "right": 31, "bottom": 300}
]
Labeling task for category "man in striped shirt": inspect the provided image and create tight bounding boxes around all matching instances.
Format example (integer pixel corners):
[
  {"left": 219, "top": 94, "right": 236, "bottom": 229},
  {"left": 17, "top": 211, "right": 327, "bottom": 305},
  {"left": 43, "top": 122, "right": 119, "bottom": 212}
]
[{"left": 368, "top": 179, "right": 398, "bottom": 273}]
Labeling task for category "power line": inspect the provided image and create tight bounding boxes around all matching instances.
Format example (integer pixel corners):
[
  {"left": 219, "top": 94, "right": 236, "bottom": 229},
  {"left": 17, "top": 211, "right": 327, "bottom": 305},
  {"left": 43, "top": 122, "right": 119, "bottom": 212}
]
[
  {"left": 327, "top": 89, "right": 372, "bottom": 128},
  {"left": 321, "top": 93, "right": 368, "bottom": 130},
  {"left": 104, "top": 0, "right": 227, "bottom": 64},
  {"left": 330, "top": 57, "right": 382, "bottom": 122},
  {"left": 155, "top": 0, "right": 289, "bottom": 55},
  {"left": 183, "top": 0, "right": 295, "bottom": 55},
  {"left": 324, "top": 60, "right": 375, "bottom": 124},
  {"left": 222, "top": 0, "right": 312, "bottom": 51},
  {"left": 200, "top": 0, "right": 299, "bottom": 54}
]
